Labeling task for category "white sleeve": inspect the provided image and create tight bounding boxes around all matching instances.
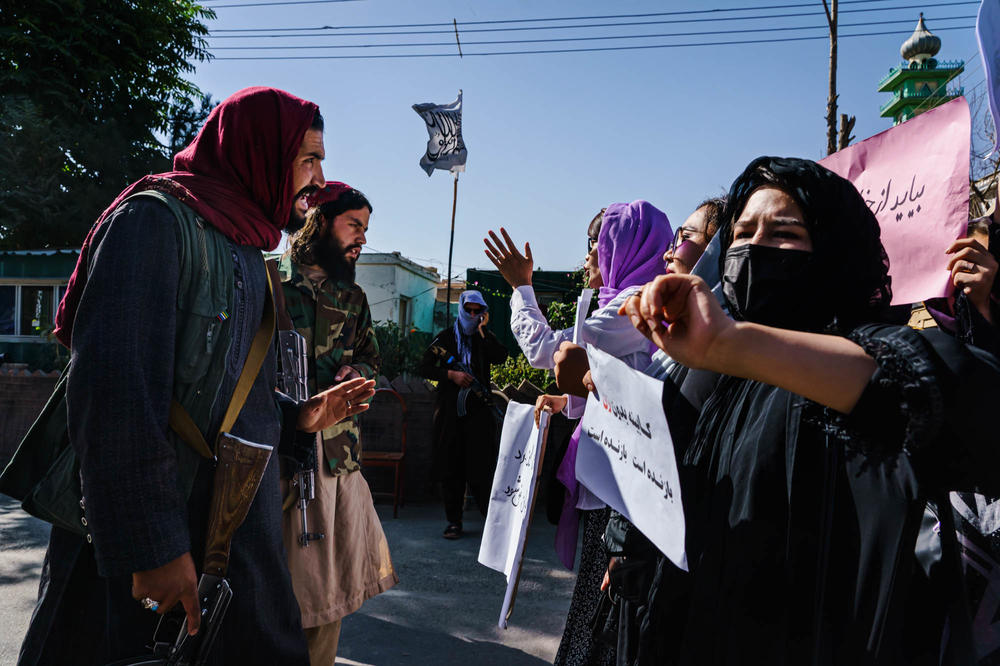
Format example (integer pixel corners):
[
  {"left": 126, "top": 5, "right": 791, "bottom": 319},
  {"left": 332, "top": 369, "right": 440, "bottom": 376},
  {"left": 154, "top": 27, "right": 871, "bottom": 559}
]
[
  {"left": 510, "top": 285, "right": 571, "bottom": 369},
  {"left": 578, "top": 287, "right": 650, "bottom": 359},
  {"left": 564, "top": 394, "right": 587, "bottom": 419}
]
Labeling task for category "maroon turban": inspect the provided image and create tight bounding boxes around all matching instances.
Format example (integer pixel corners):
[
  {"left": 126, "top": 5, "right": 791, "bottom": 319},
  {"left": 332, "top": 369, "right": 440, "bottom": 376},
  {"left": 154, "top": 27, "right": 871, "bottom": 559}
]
[
  {"left": 54, "top": 86, "right": 319, "bottom": 347},
  {"left": 306, "top": 181, "right": 352, "bottom": 208}
]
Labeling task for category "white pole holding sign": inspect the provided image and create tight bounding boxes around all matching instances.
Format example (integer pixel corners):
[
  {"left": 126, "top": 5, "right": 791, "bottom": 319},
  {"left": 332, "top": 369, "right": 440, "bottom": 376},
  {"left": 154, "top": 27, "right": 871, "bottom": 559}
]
[
  {"left": 572, "top": 288, "right": 594, "bottom": 345},
  {"left": 576, "top": 344, "right": 687, "bottom": 571},
  {"left": 478, "top": 403, "right": 550, "bottom": 628}
]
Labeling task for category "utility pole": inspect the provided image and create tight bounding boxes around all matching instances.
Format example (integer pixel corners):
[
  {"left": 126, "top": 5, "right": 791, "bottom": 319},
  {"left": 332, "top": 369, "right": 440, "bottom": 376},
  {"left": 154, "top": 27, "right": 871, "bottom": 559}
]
[
  {"left": 822, "top": 0, "right": 838, "bottom": 155},
  {"left": 823, "top": 0, "right": 856, "bottom": 154}
]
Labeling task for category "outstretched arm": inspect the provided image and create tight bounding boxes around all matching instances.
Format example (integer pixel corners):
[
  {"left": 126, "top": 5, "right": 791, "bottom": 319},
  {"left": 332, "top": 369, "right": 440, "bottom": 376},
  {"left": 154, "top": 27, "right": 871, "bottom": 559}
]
[{"left": 622, "top": 274, "right": 876, "bottom": 414}]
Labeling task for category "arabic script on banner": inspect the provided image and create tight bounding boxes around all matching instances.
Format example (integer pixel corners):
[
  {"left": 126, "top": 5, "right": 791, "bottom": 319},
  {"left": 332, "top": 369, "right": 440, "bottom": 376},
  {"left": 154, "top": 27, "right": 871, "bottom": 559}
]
[
  {"left": 576, "top": 345, "right": 687, "bottom": 571},
  {"left": 819, "top": 97, "right": 970, "bottom": 305},
  {"left": 478, "top": 403, "right": 549, "bottom": 628}
]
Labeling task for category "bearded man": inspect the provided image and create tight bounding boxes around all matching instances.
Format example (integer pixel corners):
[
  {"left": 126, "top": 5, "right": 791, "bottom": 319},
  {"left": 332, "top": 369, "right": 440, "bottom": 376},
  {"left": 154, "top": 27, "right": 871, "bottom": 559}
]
[
  {"left": 277, "top": 182, "right": 397, "bottom": 664},
  {"left": 16, "top": 88, "right": 374, "bottom": 665}
]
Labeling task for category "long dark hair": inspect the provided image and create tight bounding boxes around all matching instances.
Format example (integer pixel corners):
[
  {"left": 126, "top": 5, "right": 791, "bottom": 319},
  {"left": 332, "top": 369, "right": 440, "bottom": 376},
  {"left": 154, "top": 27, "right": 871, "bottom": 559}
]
[{"left": 290, "top": 188, "right": 372, "bottom": 266}]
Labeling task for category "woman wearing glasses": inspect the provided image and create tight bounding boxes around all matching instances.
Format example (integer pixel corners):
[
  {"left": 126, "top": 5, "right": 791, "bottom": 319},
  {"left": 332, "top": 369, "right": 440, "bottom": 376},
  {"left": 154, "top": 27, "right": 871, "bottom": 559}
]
[{"left": 484, "top": 201, "right": 672, "bottom": 666}]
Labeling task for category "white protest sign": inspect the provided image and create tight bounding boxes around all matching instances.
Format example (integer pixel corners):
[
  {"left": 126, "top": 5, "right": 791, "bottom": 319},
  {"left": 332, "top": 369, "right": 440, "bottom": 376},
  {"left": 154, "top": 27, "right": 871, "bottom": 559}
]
[
  {"left": 572, "top": 288, "right": 594, "bottom": 344},
  {"left": 478, "top": 403, "right": 550, "bottom": 628},
  {"left": 576, "top": 344, "right": 687, "bottom": 571}
]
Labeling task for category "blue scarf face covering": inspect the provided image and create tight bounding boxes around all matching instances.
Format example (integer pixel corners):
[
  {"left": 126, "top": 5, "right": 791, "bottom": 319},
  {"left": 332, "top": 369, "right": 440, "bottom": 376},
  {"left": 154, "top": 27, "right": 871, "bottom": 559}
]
[{"left": 454, "top": 290, "right": 488, "bottom": 367}]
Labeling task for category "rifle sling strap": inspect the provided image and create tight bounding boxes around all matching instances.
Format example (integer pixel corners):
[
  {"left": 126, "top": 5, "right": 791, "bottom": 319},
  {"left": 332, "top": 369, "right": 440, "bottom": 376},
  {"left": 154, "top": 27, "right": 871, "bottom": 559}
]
[
  {"left": 168, "top": 261, "right": 277, "bottom": 459},
  {"left": 265, "top": 258, "right": 294, "bottom": 331}
]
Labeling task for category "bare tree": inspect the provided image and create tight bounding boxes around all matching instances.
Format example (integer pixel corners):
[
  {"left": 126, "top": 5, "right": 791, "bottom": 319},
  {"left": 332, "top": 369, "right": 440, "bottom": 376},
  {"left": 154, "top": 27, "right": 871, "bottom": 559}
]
[
  {"left": 822, "top": 0, "right": 856, "bottom": 154},
  {"left": 967, "top": 88, "right": 1000, "bottom": 217},
  {"left": 822, "top": 0, "right": 838, "bottom": 155}
]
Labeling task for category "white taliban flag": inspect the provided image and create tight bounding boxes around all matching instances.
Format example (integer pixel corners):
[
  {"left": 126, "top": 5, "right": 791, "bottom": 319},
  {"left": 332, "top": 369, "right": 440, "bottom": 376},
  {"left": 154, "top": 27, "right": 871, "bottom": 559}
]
[{"left": 412, "top": 90, "right": 467, "bottom": 176}]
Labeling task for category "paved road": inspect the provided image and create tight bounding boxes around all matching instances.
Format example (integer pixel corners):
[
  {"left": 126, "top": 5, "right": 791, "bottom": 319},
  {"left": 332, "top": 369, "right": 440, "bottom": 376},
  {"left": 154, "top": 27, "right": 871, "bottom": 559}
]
[
  {"left": 0, "top": 498, "right": 574, "bottom": 665},
  {"left": 0, "top": 497, "right": 49, "bottom": 666}
]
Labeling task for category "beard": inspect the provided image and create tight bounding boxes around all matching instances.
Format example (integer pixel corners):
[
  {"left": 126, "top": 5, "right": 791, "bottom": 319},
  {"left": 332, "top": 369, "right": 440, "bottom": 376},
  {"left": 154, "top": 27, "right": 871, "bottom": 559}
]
[
  {"left": 285, "top": 186, "right": 319, "bottom": 234},
  {"left": 315, "top": 235, "right": 359, "bottom": 284}
]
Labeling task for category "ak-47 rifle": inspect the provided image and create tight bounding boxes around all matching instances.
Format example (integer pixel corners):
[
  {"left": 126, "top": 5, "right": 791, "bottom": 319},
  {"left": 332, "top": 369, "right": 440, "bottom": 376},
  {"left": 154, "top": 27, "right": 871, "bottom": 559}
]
[
  {"left": 265, "top": 259, "right": 323, "bottom": 548},
  {"left": 121, "top": 433, "right": 272, "bottom": 665},
  {"left": 117, "top": 260, "right": 281, "bottom": 665},
  {"left": 428, "top": 344, "right": 504, "bottom": 421}
]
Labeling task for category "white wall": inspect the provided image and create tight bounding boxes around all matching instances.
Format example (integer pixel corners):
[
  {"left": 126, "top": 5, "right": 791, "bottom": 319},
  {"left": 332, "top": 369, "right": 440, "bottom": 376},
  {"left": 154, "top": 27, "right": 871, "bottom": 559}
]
[{"left": 355, "top": 253, "right": 438, "bottom": 333}]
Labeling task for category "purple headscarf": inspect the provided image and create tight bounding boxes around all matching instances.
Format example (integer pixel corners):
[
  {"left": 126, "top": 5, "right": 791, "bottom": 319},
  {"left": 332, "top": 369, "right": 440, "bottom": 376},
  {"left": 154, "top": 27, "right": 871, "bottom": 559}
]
[
  {"left": 596, "top": 200, "right": 673, "bottom": 308},
  {"left": 554, "top": 200, "right": 672, "bottom": 570}
]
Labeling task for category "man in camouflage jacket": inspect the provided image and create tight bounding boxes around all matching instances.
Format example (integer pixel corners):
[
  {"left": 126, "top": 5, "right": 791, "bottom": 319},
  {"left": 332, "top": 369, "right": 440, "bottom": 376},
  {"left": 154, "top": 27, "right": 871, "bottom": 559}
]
[
  {"left": 278, "top": 182, "right": 397, "bottom": 665},
  {"left": 279, "top": 254, "right": 378, "bottom": 474}
]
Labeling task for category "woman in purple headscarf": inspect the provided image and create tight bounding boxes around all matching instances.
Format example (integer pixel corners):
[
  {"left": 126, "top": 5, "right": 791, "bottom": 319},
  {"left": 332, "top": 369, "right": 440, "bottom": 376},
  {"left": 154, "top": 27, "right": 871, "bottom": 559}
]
[{"left": 484, "top": 200, "right": 672, "bottom": 666}]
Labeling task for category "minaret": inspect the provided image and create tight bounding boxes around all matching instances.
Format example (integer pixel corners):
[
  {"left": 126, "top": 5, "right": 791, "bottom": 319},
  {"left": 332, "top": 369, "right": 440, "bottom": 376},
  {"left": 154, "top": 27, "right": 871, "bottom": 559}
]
[{"left": 877, "top": 14, "right": 965, "bottom": 125}]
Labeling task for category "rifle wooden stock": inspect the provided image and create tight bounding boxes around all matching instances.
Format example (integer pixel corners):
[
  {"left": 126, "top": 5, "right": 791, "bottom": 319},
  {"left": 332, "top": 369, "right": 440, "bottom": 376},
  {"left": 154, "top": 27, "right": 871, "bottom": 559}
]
[{"left": 202, "top": 433, "right": 273, "bottom": 577}]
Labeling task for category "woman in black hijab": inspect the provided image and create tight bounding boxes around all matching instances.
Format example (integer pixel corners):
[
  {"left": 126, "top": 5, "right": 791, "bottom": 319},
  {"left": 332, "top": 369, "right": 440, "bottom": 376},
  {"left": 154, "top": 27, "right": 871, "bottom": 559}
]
[{"left": 622, "top": 156, "right": 1000, "bottom": 665}]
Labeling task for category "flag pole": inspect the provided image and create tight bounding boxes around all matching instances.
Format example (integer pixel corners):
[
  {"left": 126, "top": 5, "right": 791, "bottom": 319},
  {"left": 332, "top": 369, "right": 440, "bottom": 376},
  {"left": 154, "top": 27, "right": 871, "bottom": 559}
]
[{"left": 446, "top": 170, "right": 459, "bottom": 322}]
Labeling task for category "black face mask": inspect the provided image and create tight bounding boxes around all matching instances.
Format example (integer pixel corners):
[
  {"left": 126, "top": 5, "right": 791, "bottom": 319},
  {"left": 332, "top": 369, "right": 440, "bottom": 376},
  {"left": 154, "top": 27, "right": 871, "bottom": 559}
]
[{"left": 722, "top": 244, "right": 830, "bottom": 332}]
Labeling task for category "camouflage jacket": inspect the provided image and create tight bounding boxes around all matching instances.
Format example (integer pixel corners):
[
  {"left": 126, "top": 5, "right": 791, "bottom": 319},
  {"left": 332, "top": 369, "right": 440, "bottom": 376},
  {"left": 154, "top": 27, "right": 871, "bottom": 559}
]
[{"left": 278, "top": 253, "right": 380, "bottom": 476}]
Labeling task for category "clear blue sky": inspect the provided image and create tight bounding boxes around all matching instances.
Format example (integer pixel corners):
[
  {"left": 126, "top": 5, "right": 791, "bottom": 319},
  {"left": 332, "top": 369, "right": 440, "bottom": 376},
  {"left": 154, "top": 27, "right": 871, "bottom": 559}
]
[{"left": 189, "top": 0, "right": 986, "bottom": 279}]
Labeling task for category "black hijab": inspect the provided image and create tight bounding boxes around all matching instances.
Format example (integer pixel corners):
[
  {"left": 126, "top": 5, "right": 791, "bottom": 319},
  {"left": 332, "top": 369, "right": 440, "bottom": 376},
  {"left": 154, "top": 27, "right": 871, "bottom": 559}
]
[{"left": 718, "top": 156, "right": 893, "bottom": 333}]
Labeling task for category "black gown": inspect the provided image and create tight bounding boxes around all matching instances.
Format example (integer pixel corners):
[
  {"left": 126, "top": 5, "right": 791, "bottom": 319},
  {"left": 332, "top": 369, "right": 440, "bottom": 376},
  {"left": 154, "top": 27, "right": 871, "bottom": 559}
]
[
  {"left": 419, "top": 326, "right": 508, "bottom": 521},
  {"left": 17, "top": 201, "right": 308, "bottom": 665},
  {"left": 638, "top": 323, "right": 1000, "bottom": 666}
]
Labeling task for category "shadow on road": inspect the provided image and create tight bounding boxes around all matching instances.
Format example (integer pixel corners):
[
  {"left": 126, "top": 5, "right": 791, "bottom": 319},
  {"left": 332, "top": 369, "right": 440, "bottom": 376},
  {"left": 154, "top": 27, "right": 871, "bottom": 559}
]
[
  {"left": 0, "top": 496, "right": 50, "bottom": 553},
  {"left": 339, "top": 613, "right": 552, "bottom": 665}
]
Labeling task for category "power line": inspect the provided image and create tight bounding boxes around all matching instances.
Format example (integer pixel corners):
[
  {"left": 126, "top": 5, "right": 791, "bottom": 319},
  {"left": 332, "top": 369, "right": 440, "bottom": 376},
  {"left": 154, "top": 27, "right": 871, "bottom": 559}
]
[
  {"left": 209, "top": 16, "right": 975, "bottom": 50},
  {"left": 212, "top": 24, "right": 976, "bottom": 60},
  {"left": 207, "top": 2, "right": 979, "bottom": 38},
  {"left": 208, "top": 0, "right": 969, "bottom": 31},
  {"left": 907, "top": 48, "right": 978, "bottom": 116}
]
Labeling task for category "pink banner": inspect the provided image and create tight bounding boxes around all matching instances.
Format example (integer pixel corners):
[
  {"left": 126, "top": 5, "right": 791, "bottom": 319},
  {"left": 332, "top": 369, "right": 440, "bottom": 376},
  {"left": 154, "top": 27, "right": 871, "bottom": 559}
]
[{"left": 819, "top": 97, "right": 970, "bottom": 305}]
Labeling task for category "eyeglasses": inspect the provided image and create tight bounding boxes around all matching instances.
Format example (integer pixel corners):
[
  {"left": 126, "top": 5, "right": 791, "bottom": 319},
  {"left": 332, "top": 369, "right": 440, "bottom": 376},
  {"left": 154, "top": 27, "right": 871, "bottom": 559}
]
[
  {"left": 668, "top": 227, "right": 705, "bottom": 253},
  {"left": 587, "top": 237, "right": 598, "bottom": 254},
  {"left": 464, "top": 306, "right": 484, "bottom": 315}
]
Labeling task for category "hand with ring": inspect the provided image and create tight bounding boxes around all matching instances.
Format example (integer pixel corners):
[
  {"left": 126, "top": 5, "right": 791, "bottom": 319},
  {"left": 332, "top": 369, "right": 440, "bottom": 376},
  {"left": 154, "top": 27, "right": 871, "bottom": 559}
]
[
  {"left": 131, "top": 551, "right": 201, "bottom": 635},
  {"left": 297, "top": 377, "right": 376, "bottom": 433},
  {"left": 946, "top": 237, "right": 998, "bottom": 323}
]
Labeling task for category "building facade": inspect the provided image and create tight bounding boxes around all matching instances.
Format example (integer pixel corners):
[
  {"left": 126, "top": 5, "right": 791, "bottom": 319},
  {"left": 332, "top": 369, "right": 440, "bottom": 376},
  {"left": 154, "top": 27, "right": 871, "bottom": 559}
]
[
  {"left": 0, "top": 249, "right": 77, "bottom": 370},
  {"left": 355, "top": 251, "right": 440, "bottom": 333}
]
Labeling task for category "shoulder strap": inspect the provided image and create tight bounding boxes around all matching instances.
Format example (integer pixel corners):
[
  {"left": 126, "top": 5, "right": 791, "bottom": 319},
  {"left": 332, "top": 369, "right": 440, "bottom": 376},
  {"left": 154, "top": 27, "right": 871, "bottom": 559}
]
[
  {"left": 266, "top": 258, "right": 294, "bottom": 331},
  {"left": 168, "top": 259, "right": 276, "bottom": 458}
]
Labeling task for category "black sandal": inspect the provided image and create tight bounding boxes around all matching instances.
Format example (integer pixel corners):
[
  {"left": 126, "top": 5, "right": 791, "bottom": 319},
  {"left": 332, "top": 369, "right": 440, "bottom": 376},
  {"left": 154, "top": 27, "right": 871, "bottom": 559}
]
[{"left": 443, "top": 523, "right": 463, "bottom": 539}]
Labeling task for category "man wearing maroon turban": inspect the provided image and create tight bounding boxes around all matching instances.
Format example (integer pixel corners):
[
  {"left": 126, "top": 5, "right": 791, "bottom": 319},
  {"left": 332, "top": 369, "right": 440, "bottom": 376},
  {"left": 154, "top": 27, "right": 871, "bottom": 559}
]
[
  {"left": 278, "top": 182, "right": 398, "bottom": 663},
  {"left": 17, "top": 87, "right": 375, "bottom": 665}
]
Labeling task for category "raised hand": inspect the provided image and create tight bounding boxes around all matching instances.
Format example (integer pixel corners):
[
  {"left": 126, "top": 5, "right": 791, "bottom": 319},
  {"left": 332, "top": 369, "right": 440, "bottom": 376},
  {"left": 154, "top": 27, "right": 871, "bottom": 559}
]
[
  {"left": 297, "top": 377, "right": 376, "bottom": 432},
  {"left": 484, "top": 227, "right": 533, "bottom": 288},
  {"left": 619, "top": 274, "right": 734, "bottom": 370},
  {"left": 946, "top": 237, "right": 997, "bottom": 323}
]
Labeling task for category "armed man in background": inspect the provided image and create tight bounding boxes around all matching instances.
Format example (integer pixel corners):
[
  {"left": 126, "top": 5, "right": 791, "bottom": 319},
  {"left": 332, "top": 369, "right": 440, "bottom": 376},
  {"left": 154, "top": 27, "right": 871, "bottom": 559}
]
[
  {"left": 8, "top": 88, "right": 376, "bottom": 665},
  {"left": 419, "top": 290, "right": 508, "bottom": 540},
  {"left": 278, "top": 182, "right": 398, "bottom": 665}
]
